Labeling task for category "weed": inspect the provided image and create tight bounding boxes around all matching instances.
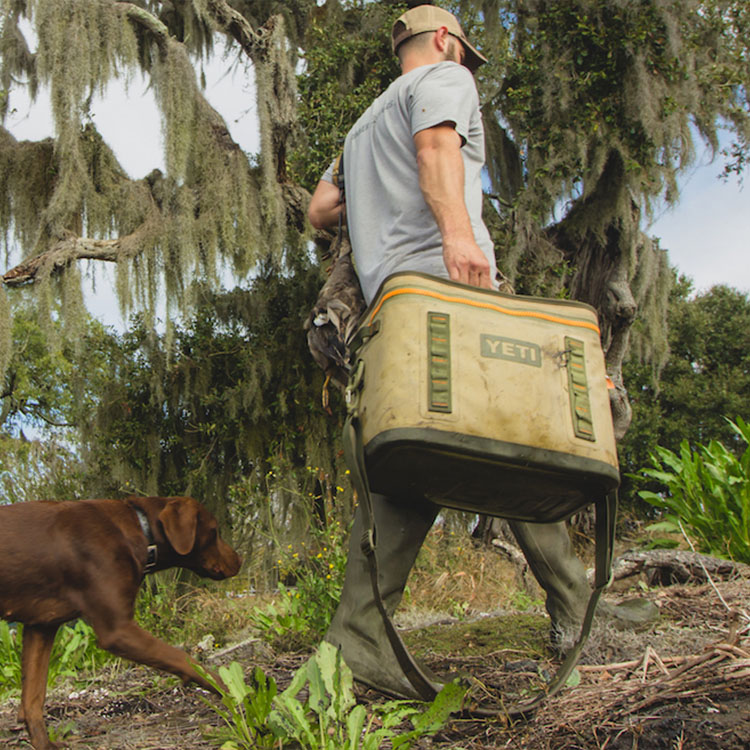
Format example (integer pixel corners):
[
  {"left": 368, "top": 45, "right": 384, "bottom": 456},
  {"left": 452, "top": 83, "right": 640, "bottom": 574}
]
[
  {"left": 135, "top": 571, "right": 247, "bottom": 653},
  {"left": 408, "top": 520, "right": 517, "bottom": 615},
  {"left": 0, "top": 622, "right": 22, "bottom": 697},
  {"left": 272, "top": 642, "right": 466, "bottom": 749},
  {"left": 510, "top": 589, "right": 544, "bottom": 612},
  {"left": 275, "top": 517, "right": 348, "bottom": 641},
  {"left": 195, "top": 661, "right": 278, "bottom": 749},
  {"left": 247, "top": 583, "right": 312, "bottom": 651},
  {"left": 47, "top": 720, "right": 77, "bottom": 745},
  {"left": 196, "top": 642, "right": 466, "bottom": 750},
  {"left": 641, "top": 537, "right": 680, "bottom": 550}
]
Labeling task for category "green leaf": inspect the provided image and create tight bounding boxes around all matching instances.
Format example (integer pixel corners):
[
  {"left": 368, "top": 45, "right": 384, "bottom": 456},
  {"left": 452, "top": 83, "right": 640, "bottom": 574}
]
[
  {"left": 220, "top": 662, "right": 252, "bottom": 706},
  {"left": 566, "top": 668, "right": 581, "bottom": 687},
  {"left": 346, "top": 704, "right": 367, "bottom": 750},
  {"left": 306, "top": 653, "right": 328, "bottom": 716},
  {"left": 645, "top": 518, "right": 680, "bottom": 534}
]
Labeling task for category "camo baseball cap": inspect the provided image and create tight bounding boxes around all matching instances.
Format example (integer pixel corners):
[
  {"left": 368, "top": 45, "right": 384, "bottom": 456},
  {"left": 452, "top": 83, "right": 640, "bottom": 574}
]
[{"left": 391, "top": 4, "right": 488, "bottom": 72}]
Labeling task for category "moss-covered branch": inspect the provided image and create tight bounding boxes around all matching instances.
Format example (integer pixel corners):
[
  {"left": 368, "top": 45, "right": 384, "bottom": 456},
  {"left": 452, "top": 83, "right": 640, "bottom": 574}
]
[
  {"left": 3, "top": 233, "right": 140, "bottom": 287},
  {"left": 204, "top": 0, "right": 272, "bottom": 57},
  {"left": 115, "top": 0, "right": 169, "bottom": 53}
]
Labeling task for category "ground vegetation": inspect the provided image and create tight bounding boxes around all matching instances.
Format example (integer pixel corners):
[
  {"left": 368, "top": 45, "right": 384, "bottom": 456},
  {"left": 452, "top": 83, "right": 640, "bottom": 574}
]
[
  {"left": 1, "top": 528, "right": 748, "bottom": 749},
  {"left": 1, "top": 3, "right": 749, "bottom": 744}
]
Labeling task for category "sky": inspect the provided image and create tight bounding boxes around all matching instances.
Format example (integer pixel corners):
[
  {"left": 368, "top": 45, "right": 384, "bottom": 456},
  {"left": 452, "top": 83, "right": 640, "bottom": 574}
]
[
  {"left": 4, "top": 48, "right": 748, "bottom": 328},
  {"left": 647, "top": 146, "right": 749, "bottom": 295}
]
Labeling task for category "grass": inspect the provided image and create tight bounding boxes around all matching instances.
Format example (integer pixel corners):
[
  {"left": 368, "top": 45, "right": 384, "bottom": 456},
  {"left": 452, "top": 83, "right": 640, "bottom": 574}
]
[
  {"left": 404, "top": 521, "right": 524, "bottom": 618},
  {"left": 404, "top": 614, "right": 550, "bottom": 660}
]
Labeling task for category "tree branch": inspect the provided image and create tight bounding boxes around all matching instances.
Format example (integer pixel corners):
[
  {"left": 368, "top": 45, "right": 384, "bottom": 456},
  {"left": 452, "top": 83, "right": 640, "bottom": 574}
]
[
  {"left": 203, "top": 0, "right": 273, "bottom": 57},
  {"left": 115, "top": 1, "right": 170, "bottom": 53},
  {"left": 4, "top": 235, "right": 126, "bottom": 286},
  {"left": 21, "top": 404, "right": 76, "bottom": 429}
]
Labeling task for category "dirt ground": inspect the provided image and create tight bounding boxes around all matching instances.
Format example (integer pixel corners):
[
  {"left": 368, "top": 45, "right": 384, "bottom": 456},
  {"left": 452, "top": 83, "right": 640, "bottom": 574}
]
[{"left": 2, "top": 574, "right": 749, "bottom": 749}]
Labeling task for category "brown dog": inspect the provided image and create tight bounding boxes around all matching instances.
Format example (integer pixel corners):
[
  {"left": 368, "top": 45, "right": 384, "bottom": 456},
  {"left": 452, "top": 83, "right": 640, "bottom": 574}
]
[{"left": 0, "top": 495, "right": 242, "bottom": 750}]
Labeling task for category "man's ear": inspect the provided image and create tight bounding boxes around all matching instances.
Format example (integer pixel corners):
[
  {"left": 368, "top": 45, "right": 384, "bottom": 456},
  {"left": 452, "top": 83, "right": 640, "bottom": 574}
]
[{"left": 434, "top": 26, "right": 451, "bottom": 53}]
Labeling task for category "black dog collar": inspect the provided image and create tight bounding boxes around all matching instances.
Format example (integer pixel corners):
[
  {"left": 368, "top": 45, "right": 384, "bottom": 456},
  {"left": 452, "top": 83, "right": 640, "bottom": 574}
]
[{"left": 134, "top": 507, "right": 158, "bottom": 574}]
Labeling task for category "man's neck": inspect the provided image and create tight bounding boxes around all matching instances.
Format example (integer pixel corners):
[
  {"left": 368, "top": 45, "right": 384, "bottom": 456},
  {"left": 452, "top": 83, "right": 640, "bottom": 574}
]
[{"left": 400, "top": 53, "right": 446, "bottom": 76}]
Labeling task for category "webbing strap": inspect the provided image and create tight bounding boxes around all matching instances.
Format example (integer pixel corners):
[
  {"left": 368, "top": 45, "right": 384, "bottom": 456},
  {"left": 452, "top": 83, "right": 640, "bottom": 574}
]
[
  {"left": 502, "top": 490, "right": 617, "bottom": 717},
  {"left": 342, "top": 415, "right": 439, "bottom": 700}
]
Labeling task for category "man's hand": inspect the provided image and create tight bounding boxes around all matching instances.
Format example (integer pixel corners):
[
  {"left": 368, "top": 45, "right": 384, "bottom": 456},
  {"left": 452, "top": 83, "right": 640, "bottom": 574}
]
[
  {"left": 442, "top": 236, "right": 491, "bottom": 288},
  {"left": 414, "top": 124, "right": 492, "bottom": 290}
]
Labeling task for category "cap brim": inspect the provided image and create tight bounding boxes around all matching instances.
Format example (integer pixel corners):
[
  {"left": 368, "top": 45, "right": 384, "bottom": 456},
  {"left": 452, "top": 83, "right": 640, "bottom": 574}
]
[{"left": 458, "top": 38, "right": 488, "bottom": 72}]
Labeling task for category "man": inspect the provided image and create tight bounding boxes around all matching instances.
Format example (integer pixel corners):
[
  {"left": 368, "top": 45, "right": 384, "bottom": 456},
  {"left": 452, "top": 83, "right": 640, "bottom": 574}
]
[{"left": 308, "top": 3, "right": 592, "bottom": 699}]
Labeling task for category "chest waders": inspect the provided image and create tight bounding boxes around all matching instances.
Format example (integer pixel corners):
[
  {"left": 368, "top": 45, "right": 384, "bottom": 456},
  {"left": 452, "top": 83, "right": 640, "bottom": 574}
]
[{"left": 341, "top": 272, "right": 619, "bottom": 717}]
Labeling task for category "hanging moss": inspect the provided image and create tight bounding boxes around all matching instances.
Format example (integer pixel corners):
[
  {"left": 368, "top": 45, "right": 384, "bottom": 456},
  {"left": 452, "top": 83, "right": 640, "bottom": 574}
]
[
  {"left": 0, "top": 282, "right": 10, "bottom": 377},
  {"left": 253, "top": 16, "right": 298, "bottom": 260},
  {"left": 0, "top": 0, "right": 747, "bottom": 488}
]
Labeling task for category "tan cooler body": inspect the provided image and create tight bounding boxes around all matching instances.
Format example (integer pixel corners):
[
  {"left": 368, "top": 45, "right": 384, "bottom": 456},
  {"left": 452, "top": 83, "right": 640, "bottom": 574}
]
[{"left": 348, "top": 273, "right": 620, "bottom": 522}]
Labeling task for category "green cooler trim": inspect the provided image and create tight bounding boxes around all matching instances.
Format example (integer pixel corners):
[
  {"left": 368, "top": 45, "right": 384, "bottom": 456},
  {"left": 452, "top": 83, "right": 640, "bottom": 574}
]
[
  {"left": 364, "top": 427, "right": 620, "bottom": 523},
  {"left": 428, "top": 312, "right": 452, "bottom": 413},
  {"left": 565, "top": 337, "right": 596, "bottom": 442}
]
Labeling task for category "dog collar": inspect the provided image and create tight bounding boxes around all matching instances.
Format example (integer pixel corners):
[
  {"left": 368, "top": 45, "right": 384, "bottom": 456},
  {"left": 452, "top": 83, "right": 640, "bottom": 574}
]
[{"left": 134, "top": 507, "right": 158, "bottom": 575}]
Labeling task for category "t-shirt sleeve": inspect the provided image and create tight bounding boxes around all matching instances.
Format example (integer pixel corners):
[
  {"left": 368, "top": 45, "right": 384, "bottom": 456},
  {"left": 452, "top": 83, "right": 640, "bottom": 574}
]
[
  {"left": 408, "top": 63, "right": 478, "bottom": 144},
  {"left": 321, "top": 158, "right": 337, "bottom": 184}
]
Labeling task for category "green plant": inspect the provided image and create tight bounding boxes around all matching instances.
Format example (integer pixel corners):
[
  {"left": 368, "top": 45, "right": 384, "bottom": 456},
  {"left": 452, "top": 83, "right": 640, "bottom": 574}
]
[
  {"left": 135, "top": 570, "right": 184, "bottom": 641},
  {"left": 290, "top": 517, "right": 348, "bottom": 637},
  {"left": 0, "top": 621, "right": 22, "bottom": 697},
  {"left": 134, "top": 570, "right": 240, "bottom": 652},
  {"left": 637, "top": 417, "right": 750, "bottom": 563},
  {"left": 0, "top": 619, "right": 114, "bottom": 697},
  {"left": 642, "top": 537, "right": 680, "bottom": 550},
  {"left": 510, "top": 590, "right": 544, "bottom": 612},
  {"left": 48, "top": 620, "right": 113, "bottom": 682},
  {"left": 196, "top": 643, "right": 466, "bottom": 750},
  {"left": 247, "top": 583, "right": 311, "bottom": 651},
  {"left": 47, "top": 721, "right": 77, "bottom": 746},
  {"left": 195, "top": 661, "right": 279, "bottom": 749},
  {"left": 264, "top": 512, "right": 350, "bottom": 647},
  {"left": 271, "top": 642, "right": 465, "bottom": 750}
]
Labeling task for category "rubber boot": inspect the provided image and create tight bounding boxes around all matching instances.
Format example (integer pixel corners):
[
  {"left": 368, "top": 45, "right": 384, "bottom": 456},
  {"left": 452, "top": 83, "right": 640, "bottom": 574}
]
[
  {"left": 324, "top": 492, "right": 443, "bottom": 699},
  {"left": 508, "top": 519, "right": 591, "bottom": 653}
]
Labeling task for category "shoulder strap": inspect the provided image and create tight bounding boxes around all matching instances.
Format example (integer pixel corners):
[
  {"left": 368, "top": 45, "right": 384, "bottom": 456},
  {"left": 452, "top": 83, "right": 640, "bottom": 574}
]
[
  {"left": 332, "top": 152, "right": 345, "bottom": 191},
  {"left": 330, "top": 151, "right": 347, "bottom": 239}
]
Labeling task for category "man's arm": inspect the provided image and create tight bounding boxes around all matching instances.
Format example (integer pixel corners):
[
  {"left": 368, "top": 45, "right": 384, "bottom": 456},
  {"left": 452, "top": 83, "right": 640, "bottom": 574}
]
[
  {"left": 414, "top": 124, "right": 491, "bottom": 289},
  {"left": 308, "top": 179, "right": 345, "bottom": 230}
]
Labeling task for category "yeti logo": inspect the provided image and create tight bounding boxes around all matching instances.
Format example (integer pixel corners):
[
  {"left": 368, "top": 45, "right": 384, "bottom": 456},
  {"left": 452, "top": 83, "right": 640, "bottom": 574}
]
[{"left": 480, "top": 334, "right": 542, "bottom": 367}]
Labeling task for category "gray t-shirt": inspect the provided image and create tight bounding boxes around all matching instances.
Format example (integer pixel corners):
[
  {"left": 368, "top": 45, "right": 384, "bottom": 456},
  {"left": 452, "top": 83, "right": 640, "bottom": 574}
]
[{"left": 326, "top": 61, "right": 496, "bottom": 304}]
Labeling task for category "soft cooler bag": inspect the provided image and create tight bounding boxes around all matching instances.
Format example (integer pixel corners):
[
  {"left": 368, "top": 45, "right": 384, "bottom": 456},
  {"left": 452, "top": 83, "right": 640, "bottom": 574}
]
[
  {"left": 346, "top": 272, "right": 620, "bottom": 521},
  {"left": 342, "top": 273, "right": 619, "bottom": 712}
]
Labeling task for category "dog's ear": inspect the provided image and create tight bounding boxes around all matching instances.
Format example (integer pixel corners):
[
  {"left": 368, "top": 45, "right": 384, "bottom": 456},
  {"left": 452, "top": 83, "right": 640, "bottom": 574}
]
[{"left": 159, "top": 498, "right": 199, "bottom": 555}]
